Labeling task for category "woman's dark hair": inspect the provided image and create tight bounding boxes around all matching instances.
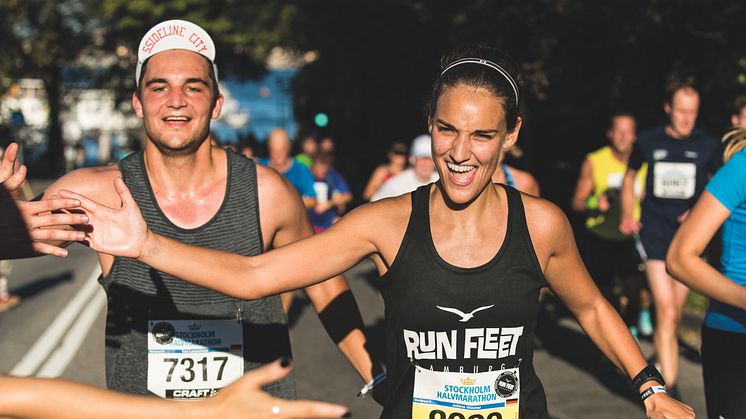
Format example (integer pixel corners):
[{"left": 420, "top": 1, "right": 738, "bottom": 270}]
[{"left": 427, "top": 44, "right": 522, "bottom": 132}]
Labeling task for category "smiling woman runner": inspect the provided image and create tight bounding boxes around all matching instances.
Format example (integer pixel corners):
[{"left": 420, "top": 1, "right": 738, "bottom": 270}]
[{"left": 62, "top": 44, "right": 693, "bottom": 419}]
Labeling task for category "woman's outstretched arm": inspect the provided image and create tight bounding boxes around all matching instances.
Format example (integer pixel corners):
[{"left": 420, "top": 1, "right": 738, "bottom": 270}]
[
  {"left": 60, "top": 178, "right": 383, "bottom": 300},
  {"left": 0, "top": 360, "right": 349, "bottom": 419}
]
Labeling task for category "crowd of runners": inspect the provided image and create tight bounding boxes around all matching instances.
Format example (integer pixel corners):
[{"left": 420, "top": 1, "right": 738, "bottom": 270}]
[{"left": 1, "top": 18, "right": 746, "bottom": 419}]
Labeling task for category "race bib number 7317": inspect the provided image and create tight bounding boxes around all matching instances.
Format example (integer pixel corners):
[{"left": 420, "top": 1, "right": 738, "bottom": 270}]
[{"left": 147, "top": 319, "right": 243, "bottom": 399}]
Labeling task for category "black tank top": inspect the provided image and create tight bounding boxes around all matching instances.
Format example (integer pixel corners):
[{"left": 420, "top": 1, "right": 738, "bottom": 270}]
[
  {"left": 102, "top": 150, "right": 294, "bottom": 398},
  {"left": 378, "top": 184, "right": 549, "bottom": 418}
]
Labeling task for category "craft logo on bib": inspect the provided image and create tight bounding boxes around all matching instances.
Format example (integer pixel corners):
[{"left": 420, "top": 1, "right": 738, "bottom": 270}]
[
  {"left": 147, "top": 319, "right": 244, "bottom": 399},
  {"left": 653, "top": 162, "right": 696, "bottom": 199}
]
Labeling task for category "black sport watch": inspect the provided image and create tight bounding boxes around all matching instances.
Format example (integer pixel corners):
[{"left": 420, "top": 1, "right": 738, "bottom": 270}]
[{"left": 630, "top": 364, "right": 665, "bottom": 393}]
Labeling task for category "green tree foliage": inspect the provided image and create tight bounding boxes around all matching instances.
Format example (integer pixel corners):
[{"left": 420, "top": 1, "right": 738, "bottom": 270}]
[
  {"left": 97, "top": 0, "right": 298, "bottom": 89},
  {"left": 4, "top": 0, "right": 746, "bottom": 194},
  {"left": 284, "top": 0, "right": 746, "bottom": 203},
  {"left": 0, "top": 0, "right": 99, "bottom": 175},
  {"left": 0, "top": 0, "right": 296, "bottom": 174}
]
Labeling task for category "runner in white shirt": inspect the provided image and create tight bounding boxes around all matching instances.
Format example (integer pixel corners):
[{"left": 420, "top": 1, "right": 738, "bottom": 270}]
[{"left": 371, "top": 135, "right": 439, "bottom": 201}]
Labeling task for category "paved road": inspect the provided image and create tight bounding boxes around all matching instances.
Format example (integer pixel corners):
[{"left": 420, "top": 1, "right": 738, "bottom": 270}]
[{"left": 1, "top": 251, "right": 706, "bottom": 418}]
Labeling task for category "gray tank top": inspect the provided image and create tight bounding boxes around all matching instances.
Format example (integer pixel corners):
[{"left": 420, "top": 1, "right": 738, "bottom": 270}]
[{"left": 101, "top": 149, "right": 294, "bottom": 399}]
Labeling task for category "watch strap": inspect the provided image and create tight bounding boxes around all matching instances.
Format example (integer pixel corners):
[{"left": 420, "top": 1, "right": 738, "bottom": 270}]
[
  {"left": 630, "top": 364, "right": 665, "bottom": 392},
  {"left": 640, "top": 385, "right": 666, "bottom": 402}
]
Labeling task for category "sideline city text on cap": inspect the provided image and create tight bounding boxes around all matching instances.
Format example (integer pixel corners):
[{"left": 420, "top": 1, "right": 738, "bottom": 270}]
[{"left": 135, "top": 19, "right": 218, "bottom": 85}]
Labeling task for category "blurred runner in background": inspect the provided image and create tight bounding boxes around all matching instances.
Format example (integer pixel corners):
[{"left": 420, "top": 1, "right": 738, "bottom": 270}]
[
  {"left": 492, "top": 144, "right": 540, "bottom": 196},
  {"left": 370, "top": 134, "right": 438, "bottom": 201},
  {"left": 260, "top": 128, "right": 317, "bottom": 209},
  {"left": 295, "top": 135, "right": 318, "bottom": 168},
  {"left": 730, "top": 95, "right": 746, "bottom": 129},
  {"left": 309, "top": 152, "right": 352, "bottom": 233},
  {"left": 620, "top": 82, "right": 720, "bottom": 398},
  {"left": 362, "top": 141, "right": 408, "bottom": 201},
  {"left": 572, "top": 112, "right": 652, "bottom": 339}
]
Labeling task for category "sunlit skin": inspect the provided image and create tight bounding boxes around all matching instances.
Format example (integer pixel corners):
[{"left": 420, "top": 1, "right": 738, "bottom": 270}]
[
  {"left": 133, "top": 50, "right": 223, "bottom": 157},
  {"left": 429, "top": 85, "right": 520, "bottom": 207},
  {"left": 664, "top": 88, "right": 699, "bottom": 139},
  {"left": 608, "top": 115, "right": 637, "bottom": 159}
]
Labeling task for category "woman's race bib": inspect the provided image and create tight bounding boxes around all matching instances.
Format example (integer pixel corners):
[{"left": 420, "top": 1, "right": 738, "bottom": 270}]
[{"left": 412, "top": 365, "right": 520, "bottom": 419}]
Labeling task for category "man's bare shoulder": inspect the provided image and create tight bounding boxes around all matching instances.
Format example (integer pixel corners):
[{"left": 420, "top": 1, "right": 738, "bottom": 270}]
[
  {"left": 44, "top": 164, "right": 123, "bottom": 207},
  {"left": 255, "top": 163, "right": 300, "bottom": 204}
]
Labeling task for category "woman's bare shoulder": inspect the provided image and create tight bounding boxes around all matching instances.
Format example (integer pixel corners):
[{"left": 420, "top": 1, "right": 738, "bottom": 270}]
[{"left": 521, "top": 193, "right": 572, "bottom": 248}]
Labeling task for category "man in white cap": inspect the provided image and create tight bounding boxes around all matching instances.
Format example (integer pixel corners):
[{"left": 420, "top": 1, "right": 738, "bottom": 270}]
[
  {"left": 32, "top": 20, "right": 378, "bottom": 399},
  {"left": 371, "top": 134, "right": 439, "bottom": 201}
]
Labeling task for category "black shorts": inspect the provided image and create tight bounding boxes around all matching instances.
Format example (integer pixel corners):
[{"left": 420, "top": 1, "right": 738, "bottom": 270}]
[
  {"left": 639, "top": 210, "right": 680, "bottom": 261},
  {"left": 701, "top": 325, "right": 746, "bottom": 419},
  {"left": 580, "top": 231, "right": 643, "bottom": 296}
]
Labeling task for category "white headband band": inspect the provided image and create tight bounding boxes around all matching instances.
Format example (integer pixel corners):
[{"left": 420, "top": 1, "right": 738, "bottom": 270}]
[{"left": 440, "top": 58, "right": 519, "bottom": 106}]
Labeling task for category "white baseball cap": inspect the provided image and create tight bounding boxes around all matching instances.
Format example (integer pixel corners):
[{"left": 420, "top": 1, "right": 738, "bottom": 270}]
[
  {"left": 135, "top": 19, "right": 218, "bottom": 85},
  {"left": 410, "top": 134, "right": 432, "bottom": 159}
]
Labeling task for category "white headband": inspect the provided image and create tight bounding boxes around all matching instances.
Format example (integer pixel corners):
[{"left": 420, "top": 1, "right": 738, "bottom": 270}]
[{"left": 440, "top": 58, "right": 519, "bottom": 106}]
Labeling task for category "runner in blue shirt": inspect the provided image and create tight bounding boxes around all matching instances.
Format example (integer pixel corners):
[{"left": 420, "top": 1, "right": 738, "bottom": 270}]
[
  {"left": 309, "top": 153, "right": 352, "bottom": 233},
  {"left": 259, "top": 128, "right": 317, "bottom": 209},
  {"left": 668, "top": 128, "right": 746, "bottom": 418}
]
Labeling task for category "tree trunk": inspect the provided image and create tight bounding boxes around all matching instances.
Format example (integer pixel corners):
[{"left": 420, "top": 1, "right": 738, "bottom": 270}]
[{"left": 44, "top": 66, "right": 64, "bottom": 177}]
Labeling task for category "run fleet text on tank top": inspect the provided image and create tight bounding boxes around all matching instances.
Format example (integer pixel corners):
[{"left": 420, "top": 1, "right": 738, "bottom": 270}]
[
  {"left": 378, "top": 183, "right": 549, "bottom": 419},
  {"left": 102, "top": 150, "right": 294, "bottom": 400}
]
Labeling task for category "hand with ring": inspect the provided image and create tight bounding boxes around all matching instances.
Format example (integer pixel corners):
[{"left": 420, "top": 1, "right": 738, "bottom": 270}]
[{"left": 203, "top": 358, "right": 350, "bottom": 418}]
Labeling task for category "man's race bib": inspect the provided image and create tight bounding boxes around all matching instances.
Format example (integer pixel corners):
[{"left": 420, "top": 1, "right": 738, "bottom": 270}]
[
  {"left": 653, "top": 162, "right": 696, "bottom": 199},
  {"left": 412, "top": 366, "right": 519, "bottom": 419},
  {"left": 147, "top": 319, "right": 243, "bottom": 399}
]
